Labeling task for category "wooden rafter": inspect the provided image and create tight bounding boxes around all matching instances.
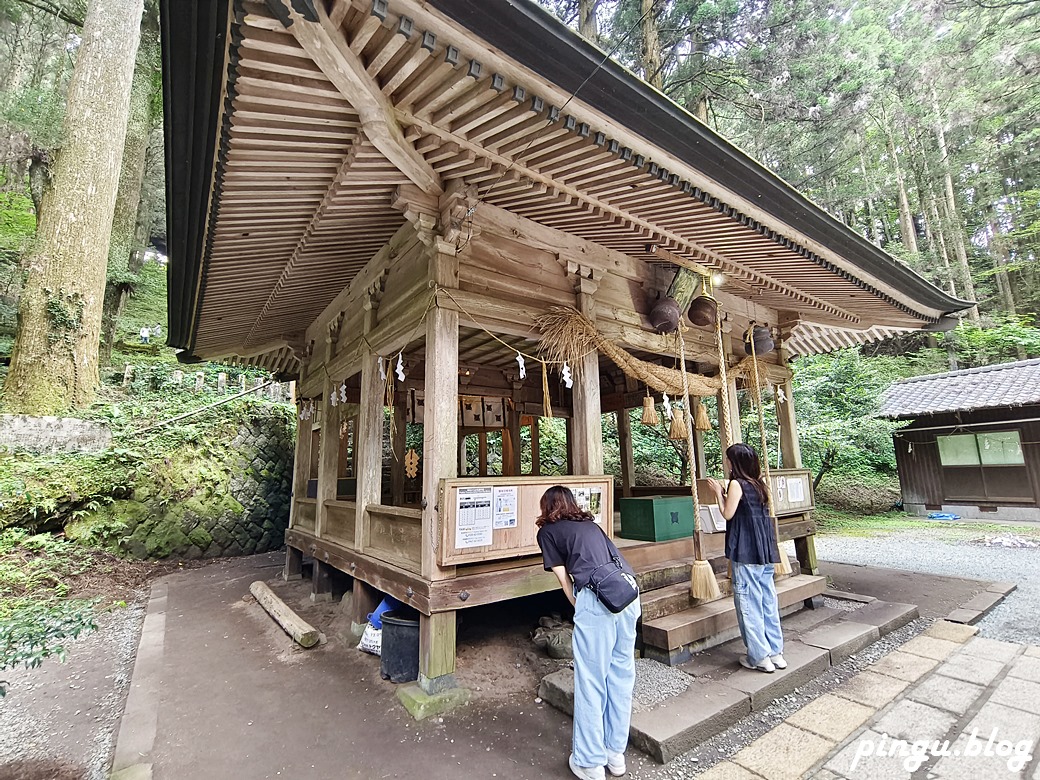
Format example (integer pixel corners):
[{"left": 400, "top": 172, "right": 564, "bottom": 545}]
[{"left": 265, "top": 0, "right": 442, "bottom": 195}]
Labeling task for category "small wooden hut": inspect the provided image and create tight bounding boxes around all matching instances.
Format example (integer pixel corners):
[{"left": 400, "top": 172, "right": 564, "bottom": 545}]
[
  {"left": 159, "top": 0, "right": 969, "bottom": 687},
  {"left": 880, "top": 359, "right": 1040, "bottom": 522}
]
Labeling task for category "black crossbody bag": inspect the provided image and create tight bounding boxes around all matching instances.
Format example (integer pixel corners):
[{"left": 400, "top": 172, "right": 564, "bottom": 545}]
[{"left": 585, "top": 528, "right": 639, "bottom": 613}]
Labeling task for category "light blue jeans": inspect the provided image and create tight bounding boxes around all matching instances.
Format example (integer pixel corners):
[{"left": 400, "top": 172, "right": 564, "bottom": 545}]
[
  {"left": 571, "top": 579, "right": 641, "bottom": 769},
  {"left": 731, "top": 562, "right": 783, "bottom": 666}
]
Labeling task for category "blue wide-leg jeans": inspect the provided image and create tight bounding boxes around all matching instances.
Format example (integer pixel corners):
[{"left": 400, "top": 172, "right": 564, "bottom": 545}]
[
  {"left": 571, "top": 580, "right": 641, "bottom": 769},
  {"left": 731, "top": 561, "right": 783, "bottom": 666}
]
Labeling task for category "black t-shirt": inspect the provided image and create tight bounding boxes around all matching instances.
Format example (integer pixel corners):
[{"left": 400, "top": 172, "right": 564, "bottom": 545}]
[{"left": 537, "top": 517, "right": 635, "bottom": 592}]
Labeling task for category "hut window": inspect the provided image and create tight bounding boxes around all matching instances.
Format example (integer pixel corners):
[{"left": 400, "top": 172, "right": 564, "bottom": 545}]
[
  {"left": 938, "top": 431, "right": 1024, "bottom": 467},
  {"left": 978, "top": 431, "right": 1024, "bottom": 466},
  {"left": 937, "top": 434, "right": 980, "bottom": 466}
]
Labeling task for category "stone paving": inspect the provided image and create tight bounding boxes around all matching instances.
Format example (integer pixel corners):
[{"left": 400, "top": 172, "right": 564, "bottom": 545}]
[{"left": 699, "top": 622, "right": 1040, "bottom": 779}]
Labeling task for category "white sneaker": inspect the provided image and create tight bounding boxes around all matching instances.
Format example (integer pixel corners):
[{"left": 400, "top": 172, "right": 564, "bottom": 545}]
[
  {"left": 739, "top": 655, "right": 776, "bottom": 673},
  {"left": 569, "top": 754, "right": 605, "bottom": 780},
  {"left": 771, "top": 654, "right": 788, "bottom": 670},
  {"left": 606, "top": 751, "right": 627, "bottom": 777}
]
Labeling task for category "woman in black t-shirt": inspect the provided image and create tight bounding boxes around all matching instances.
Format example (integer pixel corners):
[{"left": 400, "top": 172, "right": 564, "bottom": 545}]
[
  {"left": 536, "top": 486, "right": 640, "bottom": 780},
  {"left": 707, "top": 443, "right": 786, "bottom": 674}
]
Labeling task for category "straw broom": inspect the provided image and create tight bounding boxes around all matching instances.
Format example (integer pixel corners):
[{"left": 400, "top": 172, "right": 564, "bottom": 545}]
[
  {"left": 678, "top": 326, "right": 721, "bottom": 601},
  {"left": 747, "top": 330, "right": 793, "bottom": 576}
]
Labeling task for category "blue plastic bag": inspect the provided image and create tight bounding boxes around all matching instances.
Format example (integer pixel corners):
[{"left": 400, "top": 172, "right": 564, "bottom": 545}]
[
  {"left": 367, "top": 595, "right": 403, "bottom": 629},
  {"left": 927, "top": 511, "right": 961, "bottom": 521}
]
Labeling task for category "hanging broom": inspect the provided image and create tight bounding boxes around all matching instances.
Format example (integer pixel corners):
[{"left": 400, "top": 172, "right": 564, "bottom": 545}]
[
  {"left": 678, "top": 326, "right": 721, "bottom": 602},
  {"left": 641, "top": 388, "right": 659, "bottom": 426},
  {"left": 694, "top": 399, "right": 712, "bottom": 432},
  {"left": 747, "top": 327, "right": 792, "bottom": 576}
]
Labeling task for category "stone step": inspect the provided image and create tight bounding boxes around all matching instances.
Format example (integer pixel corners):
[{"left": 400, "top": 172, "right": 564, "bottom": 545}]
[{"left": 641, "top": 574, "right": 827, "bottom": 664}]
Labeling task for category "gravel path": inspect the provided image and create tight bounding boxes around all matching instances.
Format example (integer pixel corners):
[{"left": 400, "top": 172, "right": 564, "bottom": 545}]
[
  {"left": 0, "top": 596, "right": 146, "bottom": 780},
  {"left": 815, "top": 530, "right": 1040, "bottom": 644}
]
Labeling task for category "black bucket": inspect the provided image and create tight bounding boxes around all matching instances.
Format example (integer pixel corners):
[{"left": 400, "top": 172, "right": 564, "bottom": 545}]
[{"left": 380, "top": 609, "right": 420, "bottom": 683}]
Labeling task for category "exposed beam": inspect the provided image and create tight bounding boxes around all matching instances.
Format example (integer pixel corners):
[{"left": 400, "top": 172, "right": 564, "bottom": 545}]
[{"left": 267, "top": 0, "right": 442, "bottom": 196}]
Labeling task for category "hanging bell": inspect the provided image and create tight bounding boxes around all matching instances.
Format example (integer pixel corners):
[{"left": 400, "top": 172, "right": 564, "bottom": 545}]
[
  {"left": 668, "top": 411, "right": 688, "bottom": 441},
  {"left": 694, "top": 402, "right": 712, "bottom": 431},
  {"left": 687, "top": 295, "right": 718, "bottom": 328},
  {"left": 744, "top": 325, "right": 775, "bottom": 355},
  {"left": 641, "top": 395, "right": 659, "bottom": 426},
  {"left": 649, "top": 297, "right": 682, "bottom": 334}
]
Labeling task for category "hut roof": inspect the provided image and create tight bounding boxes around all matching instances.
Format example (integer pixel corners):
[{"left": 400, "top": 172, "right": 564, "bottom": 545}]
[
  {"left": 879, "top": 358, "right": 1040, "bottom": 419},
  {"left": 160, "top": 0, "right": 970, "bottom": 372}
]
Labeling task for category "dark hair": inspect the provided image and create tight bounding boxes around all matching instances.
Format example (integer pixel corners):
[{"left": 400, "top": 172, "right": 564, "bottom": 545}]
[
  {"left": 725, "top": 443, "right": 770, "bottom": 506},
  {"left": 536, "top": 485, "right": 594, "bottom": 527}
]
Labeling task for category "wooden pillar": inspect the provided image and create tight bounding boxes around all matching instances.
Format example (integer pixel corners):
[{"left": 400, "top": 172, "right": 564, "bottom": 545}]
[
  {"left": 565, "top": 416, "right": 574, "bottom": 474},
  {"left": 315, "top": 379, "right": 339, "bottom": 538},
  {"left": 777, "top": 378, "right": 802, "bottom": 470},
  {"left": 311, "top": 559, "right": 333, "bottom": 603},
  {"left": 289, "top": 402, "right": 312, "bottom": 528},
  {"left": 617, "top": 409, "right": 634, "bottom": 498},
  {"left": 503, "top": 383, "right": 522, "bottom": 476},
  {"left": 571, "top": 276, "right": 603, "bottom": 475},
  {"left": 354, "top": 351, "right": 383, "bottom": 550},
  {"left": 531, "top": 418, "right": 541, "bottom": 476},
  {"left": 458, "top": 433, "right": 468, "bottom": 476},
  {"left": 283, "top": 545, "right": 303, "bottom": 581},
  {"left": 419, "top": 244, "right": 459, "bottom": 692},
  {"left": 391, "top": 401, "right": 407, "bottom": 506},
  {"left": 351, "top": 578, "right": 381, "bottom": 636},
  {"left": 477, "top": 431, "right": 487, "bottom": 476}
]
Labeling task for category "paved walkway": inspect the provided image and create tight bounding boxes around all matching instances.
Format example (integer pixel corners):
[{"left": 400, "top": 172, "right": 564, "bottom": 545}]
[{"left": 698, "top": 622, "right": 1040, "bottom": 780}]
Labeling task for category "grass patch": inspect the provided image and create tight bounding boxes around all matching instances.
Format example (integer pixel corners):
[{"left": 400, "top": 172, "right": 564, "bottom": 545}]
[{"left": 814, "top": 505, "right": 1040, "bottom": 541}]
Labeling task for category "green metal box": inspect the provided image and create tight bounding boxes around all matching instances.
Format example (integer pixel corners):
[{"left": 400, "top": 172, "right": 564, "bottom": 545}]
[{"left": 619, "top": 495, "right": 695, "bottom": 542}]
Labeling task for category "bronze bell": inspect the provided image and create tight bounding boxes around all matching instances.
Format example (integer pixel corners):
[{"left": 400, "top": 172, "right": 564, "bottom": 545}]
[
  {"left": 649, "top": 297, "right": 681, "bottom": 334},
  {"left": 687, "top": 295, "right": 718, "bottom": 327},
  {"left": 744, "top": 325, "right": 775, "bottom": 355}
]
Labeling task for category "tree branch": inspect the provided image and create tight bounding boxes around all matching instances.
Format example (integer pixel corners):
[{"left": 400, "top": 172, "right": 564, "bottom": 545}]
[{"left": 14, "top": 0, "right": 84, "bottom": 26}]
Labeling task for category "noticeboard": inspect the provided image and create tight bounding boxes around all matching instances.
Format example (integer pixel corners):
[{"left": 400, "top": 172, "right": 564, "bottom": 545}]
[{"left": 439, "top": 475, "right": 614, "bottom": 566}]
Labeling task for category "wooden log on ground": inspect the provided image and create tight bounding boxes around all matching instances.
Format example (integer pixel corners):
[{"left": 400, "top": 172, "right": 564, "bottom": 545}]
[{"left": 249, "top": 581, "right": 322, "bottom": 648}]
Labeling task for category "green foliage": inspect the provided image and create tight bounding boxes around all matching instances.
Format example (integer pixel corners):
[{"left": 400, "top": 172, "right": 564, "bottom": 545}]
[
  {"left": 941, "top": 317, "right": 1040, "bottom": 367},
  {"left": 0, "top": 599, "right": 97, "bottom": 697},
  {"left": 0, "top": 528, "right": 100, "bottom": 697}
]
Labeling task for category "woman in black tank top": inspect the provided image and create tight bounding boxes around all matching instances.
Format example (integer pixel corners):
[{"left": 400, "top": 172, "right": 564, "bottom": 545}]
[{"left": 707, "top": 444, "right": 786, "bottom": 674}]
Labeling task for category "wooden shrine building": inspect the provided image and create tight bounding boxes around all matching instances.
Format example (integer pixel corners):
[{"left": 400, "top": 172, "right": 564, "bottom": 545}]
[
  {"left": 880, "top": 359, "right": 1040, "bottom": 522},
  {"left": 160, "top": 0, "right": 969, "bottom": 690}
]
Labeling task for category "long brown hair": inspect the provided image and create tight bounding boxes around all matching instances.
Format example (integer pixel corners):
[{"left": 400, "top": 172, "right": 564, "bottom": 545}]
[
  {"left": 536, "top": 485, "right": 594, "bottom": 527},
  {"left": 725, "top": 443, "right": 770, "bottom": 505}
]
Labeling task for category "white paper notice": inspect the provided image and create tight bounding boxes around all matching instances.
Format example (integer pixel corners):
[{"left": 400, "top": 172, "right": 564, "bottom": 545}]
[
  {"left": 787, "top": 478, "right": 805, "bottom": 503},
  {"left": 456, "top": 486, "right": 493, "bottom": 548},
  {"left": 493, "top": 485, "right": 518, "bottom": 529}
]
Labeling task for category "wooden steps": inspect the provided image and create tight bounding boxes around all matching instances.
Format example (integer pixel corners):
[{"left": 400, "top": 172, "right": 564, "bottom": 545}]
[{"left": 641, "top": 573, "right": 827, "bottom": 654}]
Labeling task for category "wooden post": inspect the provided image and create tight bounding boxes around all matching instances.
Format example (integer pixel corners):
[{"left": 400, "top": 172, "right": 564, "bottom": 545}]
[
  {"left": 311, "top": 559, "right": 333, "bottom": 603},
  {"left": 477, "top": 431, "right": 487, "bottom": 476},
  {"left": 617, "top": 409, "right": 634, "bottom": 498},
  {"left": 351, "top": 579, "right": 381, "bottom": 636},
  {"left": 420, "top": 612, "right": 457, "bottom": 694},
  {"left": 531, "top": 418, "right": 540, "bottom": 476},
  {"left": 571, "top": 275, "right": 603, "bottom": 475},
  {"left": 777, "top": 378, "right": 802, "bottom": 470},
  {"left": 419, "top": 243, "right": 460, "bottom": 692},
  {"left": 391, "top": 401, "right": 407, "bottom": 506},
  {"left": 565, "top": 416, "right": 574, "bottom": 474},
  {"left": 283, "top": 545, "right": 303, "bottom": 581},
  {"left": 458, "top": 434, "right": 468, "bottom": 476},
  {"left": 217, "top": 372, "right": 227, "bottom": 393},
  {"left": 354, "top": 354, "right": 383, "bottom": 550},
  {"left": 289, "top": 390, "right": 314, "bottom": 529},
  {"left": 315, "top": 379, "right": 338, "bottom": 538}
]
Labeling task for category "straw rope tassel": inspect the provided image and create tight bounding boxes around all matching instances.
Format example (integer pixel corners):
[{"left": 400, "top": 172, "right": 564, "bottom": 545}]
[
  {"left": 541, "top": 360, "right": 552, "bottom": 419},
  {"left": 748, "top": 329, "right": 792, "bottom": 576},
  {"left": 680, "top": 327, "right": 721, "bottom": 602}
]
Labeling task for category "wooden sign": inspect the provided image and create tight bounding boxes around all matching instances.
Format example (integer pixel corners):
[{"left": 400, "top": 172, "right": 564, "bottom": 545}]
[
  {"left": 439, "top": 475, "right": 614, "bottom": 566},
  {"left": 768, "top": 469, "right": 815, "bottom": 516}
]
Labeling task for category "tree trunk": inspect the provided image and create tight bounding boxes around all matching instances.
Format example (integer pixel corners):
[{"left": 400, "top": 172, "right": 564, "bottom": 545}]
[
  {"left": 931, "top": 92, "right": 979, "bottom": 321},
  {"left": 987, "top": 216, "right": 1019, "bottom": 317},
  {"left": 100, "top": 12, "right": 159, "bottom": 366},
  {"left": 5, "top": 0, "right": 145, "bottom": 414},
  {"left": 640, "top": 0, "right": 663, "bottom": 89},
  {"left": 881, "top": 109, "right": 919, "bottom": 256},
  {"left": 578, "top": 0, "right": 599, "bottom": 41}
]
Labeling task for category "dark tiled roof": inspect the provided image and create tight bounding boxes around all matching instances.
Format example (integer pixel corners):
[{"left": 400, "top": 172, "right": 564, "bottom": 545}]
[{"left": 878, "top": 358, "right": 1040, "bottom": 419}]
